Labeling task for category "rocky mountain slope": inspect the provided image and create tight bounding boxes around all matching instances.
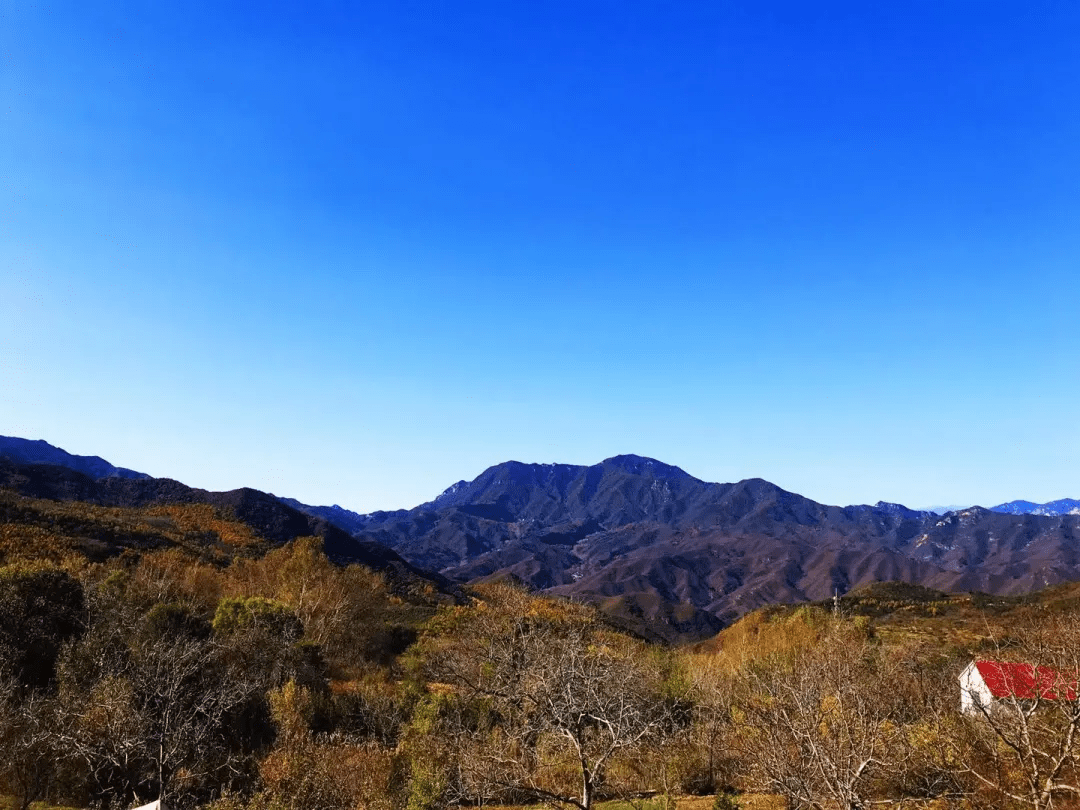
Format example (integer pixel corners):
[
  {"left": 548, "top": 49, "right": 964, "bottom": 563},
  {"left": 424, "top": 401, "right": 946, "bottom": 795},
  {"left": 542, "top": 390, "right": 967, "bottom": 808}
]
[{"left": 350, "top": 455, "right": 1080, "bottom": 640}]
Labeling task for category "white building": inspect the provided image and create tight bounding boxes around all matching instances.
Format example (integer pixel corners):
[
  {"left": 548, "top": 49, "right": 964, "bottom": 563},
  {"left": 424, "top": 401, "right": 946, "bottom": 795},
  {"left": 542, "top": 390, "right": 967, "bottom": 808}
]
[{"left": 959, "top": 659, "right": 1074, "bottom": 715}]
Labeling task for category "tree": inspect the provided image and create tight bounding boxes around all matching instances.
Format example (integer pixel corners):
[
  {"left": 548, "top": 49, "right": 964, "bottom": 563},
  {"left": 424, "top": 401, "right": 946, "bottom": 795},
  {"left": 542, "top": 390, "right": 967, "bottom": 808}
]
[
  {"left": 0, "top": 564, "right": 85, "bottom": 688},
  {"left": 54, "top": 587, "right": 317, "bottom": 809},
  {"left": 212, "top": 596, "right": 304, "bottom": 640},
  {"left": 415, "top": 586, "right": 677, "bottom": 810},
  {"left": 0, "top": 677, "right": 64, "bottom": 810},
  {"left": 732, "top": 618, "right": 907, "bottom": 810},
  {"left": 684, "top": 650, "right": 740, "bottom": 794},
  {"left": 57, "top": 630, "right": 265, "bottom": 809},
  {"left": 222, "top": 537, "right": 399, "bottom": 672}
]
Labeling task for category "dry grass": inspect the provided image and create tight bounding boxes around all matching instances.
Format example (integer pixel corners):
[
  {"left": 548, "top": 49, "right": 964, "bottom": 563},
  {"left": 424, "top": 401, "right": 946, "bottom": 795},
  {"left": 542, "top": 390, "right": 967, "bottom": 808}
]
[
  {"left": 668, "top": 794, "right": 785, "bottom": 810},
  {"left": 0, "top": 798, "right": 82, "bottom": 810},
  {"left": 481, "top": 795, "right": 788, "bottom": 810},
  {"left": 686, "top": 580, "right": 1080, "bottom": 671},
  {"left": 0, "top": 796, "right": 963, "bottom": 810}
]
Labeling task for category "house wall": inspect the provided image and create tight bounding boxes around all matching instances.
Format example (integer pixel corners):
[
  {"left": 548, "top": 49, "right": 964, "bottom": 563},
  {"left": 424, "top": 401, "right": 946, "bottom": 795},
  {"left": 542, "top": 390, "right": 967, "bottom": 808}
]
[{"left": 959, "top": 662, "right": 992, "bottom": 714}]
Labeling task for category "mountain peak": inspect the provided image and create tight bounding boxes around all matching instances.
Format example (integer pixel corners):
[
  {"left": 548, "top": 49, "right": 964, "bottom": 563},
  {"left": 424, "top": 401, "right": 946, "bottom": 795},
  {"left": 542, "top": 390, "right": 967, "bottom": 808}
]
[
  {"left": 600, "top": 454, "right": 695, "bottom": 480},
  {"left": 433, "top": 479, "right": 470, "bottom": 504}
]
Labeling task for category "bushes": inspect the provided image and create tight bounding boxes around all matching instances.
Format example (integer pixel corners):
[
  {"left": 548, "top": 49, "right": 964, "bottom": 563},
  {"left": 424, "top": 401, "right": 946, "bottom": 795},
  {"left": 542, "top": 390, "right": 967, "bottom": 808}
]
[
  {"left": 0, "top": 535, "right": 436, "bottom": 810},
  {"left": 18, "top": 536, "right": 1067, "bottom": 810},
  {"left": 0, "top": 564, "right": 85, "bottom": 688},
  {"left": 142, "top": 601, "right": 212, "bottom": 642},
  {"left": 213, "top": 597, "right": 304, "bottom": 641},
  {"left": 250, "top": 679, "right": 403, "bottom": 810}
]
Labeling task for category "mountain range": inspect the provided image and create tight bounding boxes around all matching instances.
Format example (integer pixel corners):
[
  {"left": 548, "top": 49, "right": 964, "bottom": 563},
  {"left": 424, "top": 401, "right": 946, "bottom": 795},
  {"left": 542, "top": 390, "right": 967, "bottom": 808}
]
[
  {"left": 991, "top": 498, "right": 1080, "bottom": 517},
  {"left": 337, "top": 456, "right": 1080, "bottom": 639},
  {"left": 0, "top": 436, "right": 150, "bottom": 480},
  {"left": 4, "top": 436, "right": 1080, "bottom": 641}
]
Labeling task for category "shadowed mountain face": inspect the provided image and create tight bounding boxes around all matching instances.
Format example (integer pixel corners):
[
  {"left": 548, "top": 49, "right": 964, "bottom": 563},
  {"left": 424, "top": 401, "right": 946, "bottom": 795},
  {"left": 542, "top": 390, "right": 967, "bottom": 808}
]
[
  {"left": 349, "top": 456, "right": 1080, "bottom": 641},
  {"left": 0, "top": 436, "right": 150, "bottom": 480}
]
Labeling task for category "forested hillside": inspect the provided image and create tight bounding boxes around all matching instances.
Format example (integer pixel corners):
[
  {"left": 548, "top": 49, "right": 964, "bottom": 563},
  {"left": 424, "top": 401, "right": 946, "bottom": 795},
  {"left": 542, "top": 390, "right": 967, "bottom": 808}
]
[
  {"left": 0, "top": 457, "right": 450, "bottom": 597},
  {"left": 10, "top": 441, "right": 1080, "bottom": 646},
  {"left": 6, "top": 456, "right": 1080, "bottom": 810},
  {"left": 6, "top": 512, "right": 1080, "bottom": 810}
]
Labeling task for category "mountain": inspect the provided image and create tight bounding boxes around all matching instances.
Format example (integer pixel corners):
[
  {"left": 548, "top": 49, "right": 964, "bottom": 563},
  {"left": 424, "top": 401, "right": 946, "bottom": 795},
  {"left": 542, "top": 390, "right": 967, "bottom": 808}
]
[
  {"left": 923, "top": 504, "right": 972, "bottom": 515},
  {"left": 9, "top": 437, "right": 1080, "bottom": 643},
  {"left": 0, "top": 435, "right": 150, "bottom": 480},
  {"left": 992, "top": 498, "right": 1080, "bottom": 517},
  {"left": 276, "top": 497, "right": 395, "bottom": 535},
  {"left": 0, "top": 437, "right": 403, "bottom": 537},
  {"left": 0, "top": 455, "right": 454, "bottom": 598},
  {"left": 348, "top": 456, "right": 1080, "bottom": 641}
]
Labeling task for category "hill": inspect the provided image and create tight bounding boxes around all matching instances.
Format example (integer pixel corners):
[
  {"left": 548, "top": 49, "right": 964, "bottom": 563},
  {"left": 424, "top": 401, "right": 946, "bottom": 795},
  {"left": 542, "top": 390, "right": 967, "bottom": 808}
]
[{"left": 0, "top": 457, "right": 454, "bottom": 598}]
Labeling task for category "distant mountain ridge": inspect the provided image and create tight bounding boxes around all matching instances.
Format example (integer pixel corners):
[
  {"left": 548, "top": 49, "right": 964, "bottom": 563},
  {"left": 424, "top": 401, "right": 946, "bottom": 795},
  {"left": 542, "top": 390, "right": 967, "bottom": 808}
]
[
  {"left": 991, "top": 498, "right": 1080, "bottom": 517},
  {"left": 275, "top": 497, "right": 385, "bottom": 534},
  {"left": 342, "top": 457, "right": 1080, "bottom": 641},
  {"left": 7, "top": 437, "right": 1080, "bottom": 642},
  {"left": 923, "top": 504, "right": 972, "bottom": 515},
  {"left": 0, "top": 449, "right": 453, "bottom": 598},
  {"left": 0, "top": 436, "right": 150, "bottom": 480}
]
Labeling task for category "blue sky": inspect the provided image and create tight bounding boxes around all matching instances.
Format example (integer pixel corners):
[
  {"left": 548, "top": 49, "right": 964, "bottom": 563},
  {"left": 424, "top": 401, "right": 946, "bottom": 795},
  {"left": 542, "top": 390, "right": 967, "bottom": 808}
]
[{"left": 2, "top": 1, "right": 1078, "bottom": 512}]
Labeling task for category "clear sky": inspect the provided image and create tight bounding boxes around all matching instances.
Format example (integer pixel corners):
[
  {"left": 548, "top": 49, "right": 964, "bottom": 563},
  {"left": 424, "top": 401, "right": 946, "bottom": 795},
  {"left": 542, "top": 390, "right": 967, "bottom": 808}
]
[{"left": 2, "top": 1, "right": 1078, "bottom": 512}]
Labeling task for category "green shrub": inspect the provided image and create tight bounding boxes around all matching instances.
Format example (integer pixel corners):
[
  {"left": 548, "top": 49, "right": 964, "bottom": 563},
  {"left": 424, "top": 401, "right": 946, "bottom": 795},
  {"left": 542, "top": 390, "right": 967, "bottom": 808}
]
[
  {"left": 405, "top": 762, "right": 445, "bottom": 810},
  {"left": 212, "top": 596, "right": 303, "bottom": 640},
  {"left": 143, "top": 601, "right": 212, "bottom": 641},
  {"left": 0, "top": 564, "right": 85, "bottom": 687}
]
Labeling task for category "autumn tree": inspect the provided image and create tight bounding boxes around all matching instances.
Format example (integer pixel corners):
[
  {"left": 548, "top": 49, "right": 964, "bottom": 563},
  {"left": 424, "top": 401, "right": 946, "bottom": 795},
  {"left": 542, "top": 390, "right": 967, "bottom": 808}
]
[
  {"left": 214, "top": 677, "right": 401, "bottom": 810},
  {"left": 0, "top": 677, "right": 66, "bottom": 810},
  {"left": 950, "top": 611, "right": 1080, "bottom": 810},
  {"left": 731, "top": 617, "right": 908, "bottom": 810},
  {"left": 0, "top": 564, "right": 85, "bottom": 688},
  {"left": 56, "top": 618, "right": 266, "bottom": 808},
  {"left": 53, "top": 576, "right": 321, "bottom": 809},
  {"left": 414, "top": 585, "right": 678, "bottom": 810},
  {"left": 681, "top": 649, "right": 740, "bottom": 794},
  {"left": 223, "top": 537, "right": 403, "bottom": 672}
]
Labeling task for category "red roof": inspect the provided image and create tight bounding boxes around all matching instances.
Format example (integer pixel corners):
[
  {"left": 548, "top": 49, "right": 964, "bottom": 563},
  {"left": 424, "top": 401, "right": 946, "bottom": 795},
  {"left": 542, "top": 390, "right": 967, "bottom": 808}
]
[{"left": 975, "top": 660, "right": 1079, "bottom": 701}]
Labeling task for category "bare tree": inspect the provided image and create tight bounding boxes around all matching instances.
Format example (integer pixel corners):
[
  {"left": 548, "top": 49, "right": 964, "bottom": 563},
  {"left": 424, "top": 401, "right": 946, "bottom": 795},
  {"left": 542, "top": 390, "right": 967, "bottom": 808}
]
[
  {"left": 684, "top": 651, "right": 740, "bottom": 793},
  {"left": 732, "top": 620, "right": 907, "bottom": 810},
  {"left": 952, "top": 612, "right": 1080, "bottom": 810},
  {"left": 0, "top": 677, "right": 65, "bottom": 810},
  {"left": 56, "top": 629, "right": 275, "bottom": 809},
  {"left": 420, "top": 592, "right": 676, "bottom": 810},
  {"left": 137, "top": 634, "right": 264, "bottom": 805}
]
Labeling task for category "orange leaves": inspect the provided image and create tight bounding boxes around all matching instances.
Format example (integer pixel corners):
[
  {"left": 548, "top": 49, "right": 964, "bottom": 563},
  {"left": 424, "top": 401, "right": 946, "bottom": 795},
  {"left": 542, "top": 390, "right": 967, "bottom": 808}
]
[
  {"left": 0, "top": 490, "right": 261, "bottom": 566},
  {"left": 146, "top": 504, "right": 261, "bottom": 549}
]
